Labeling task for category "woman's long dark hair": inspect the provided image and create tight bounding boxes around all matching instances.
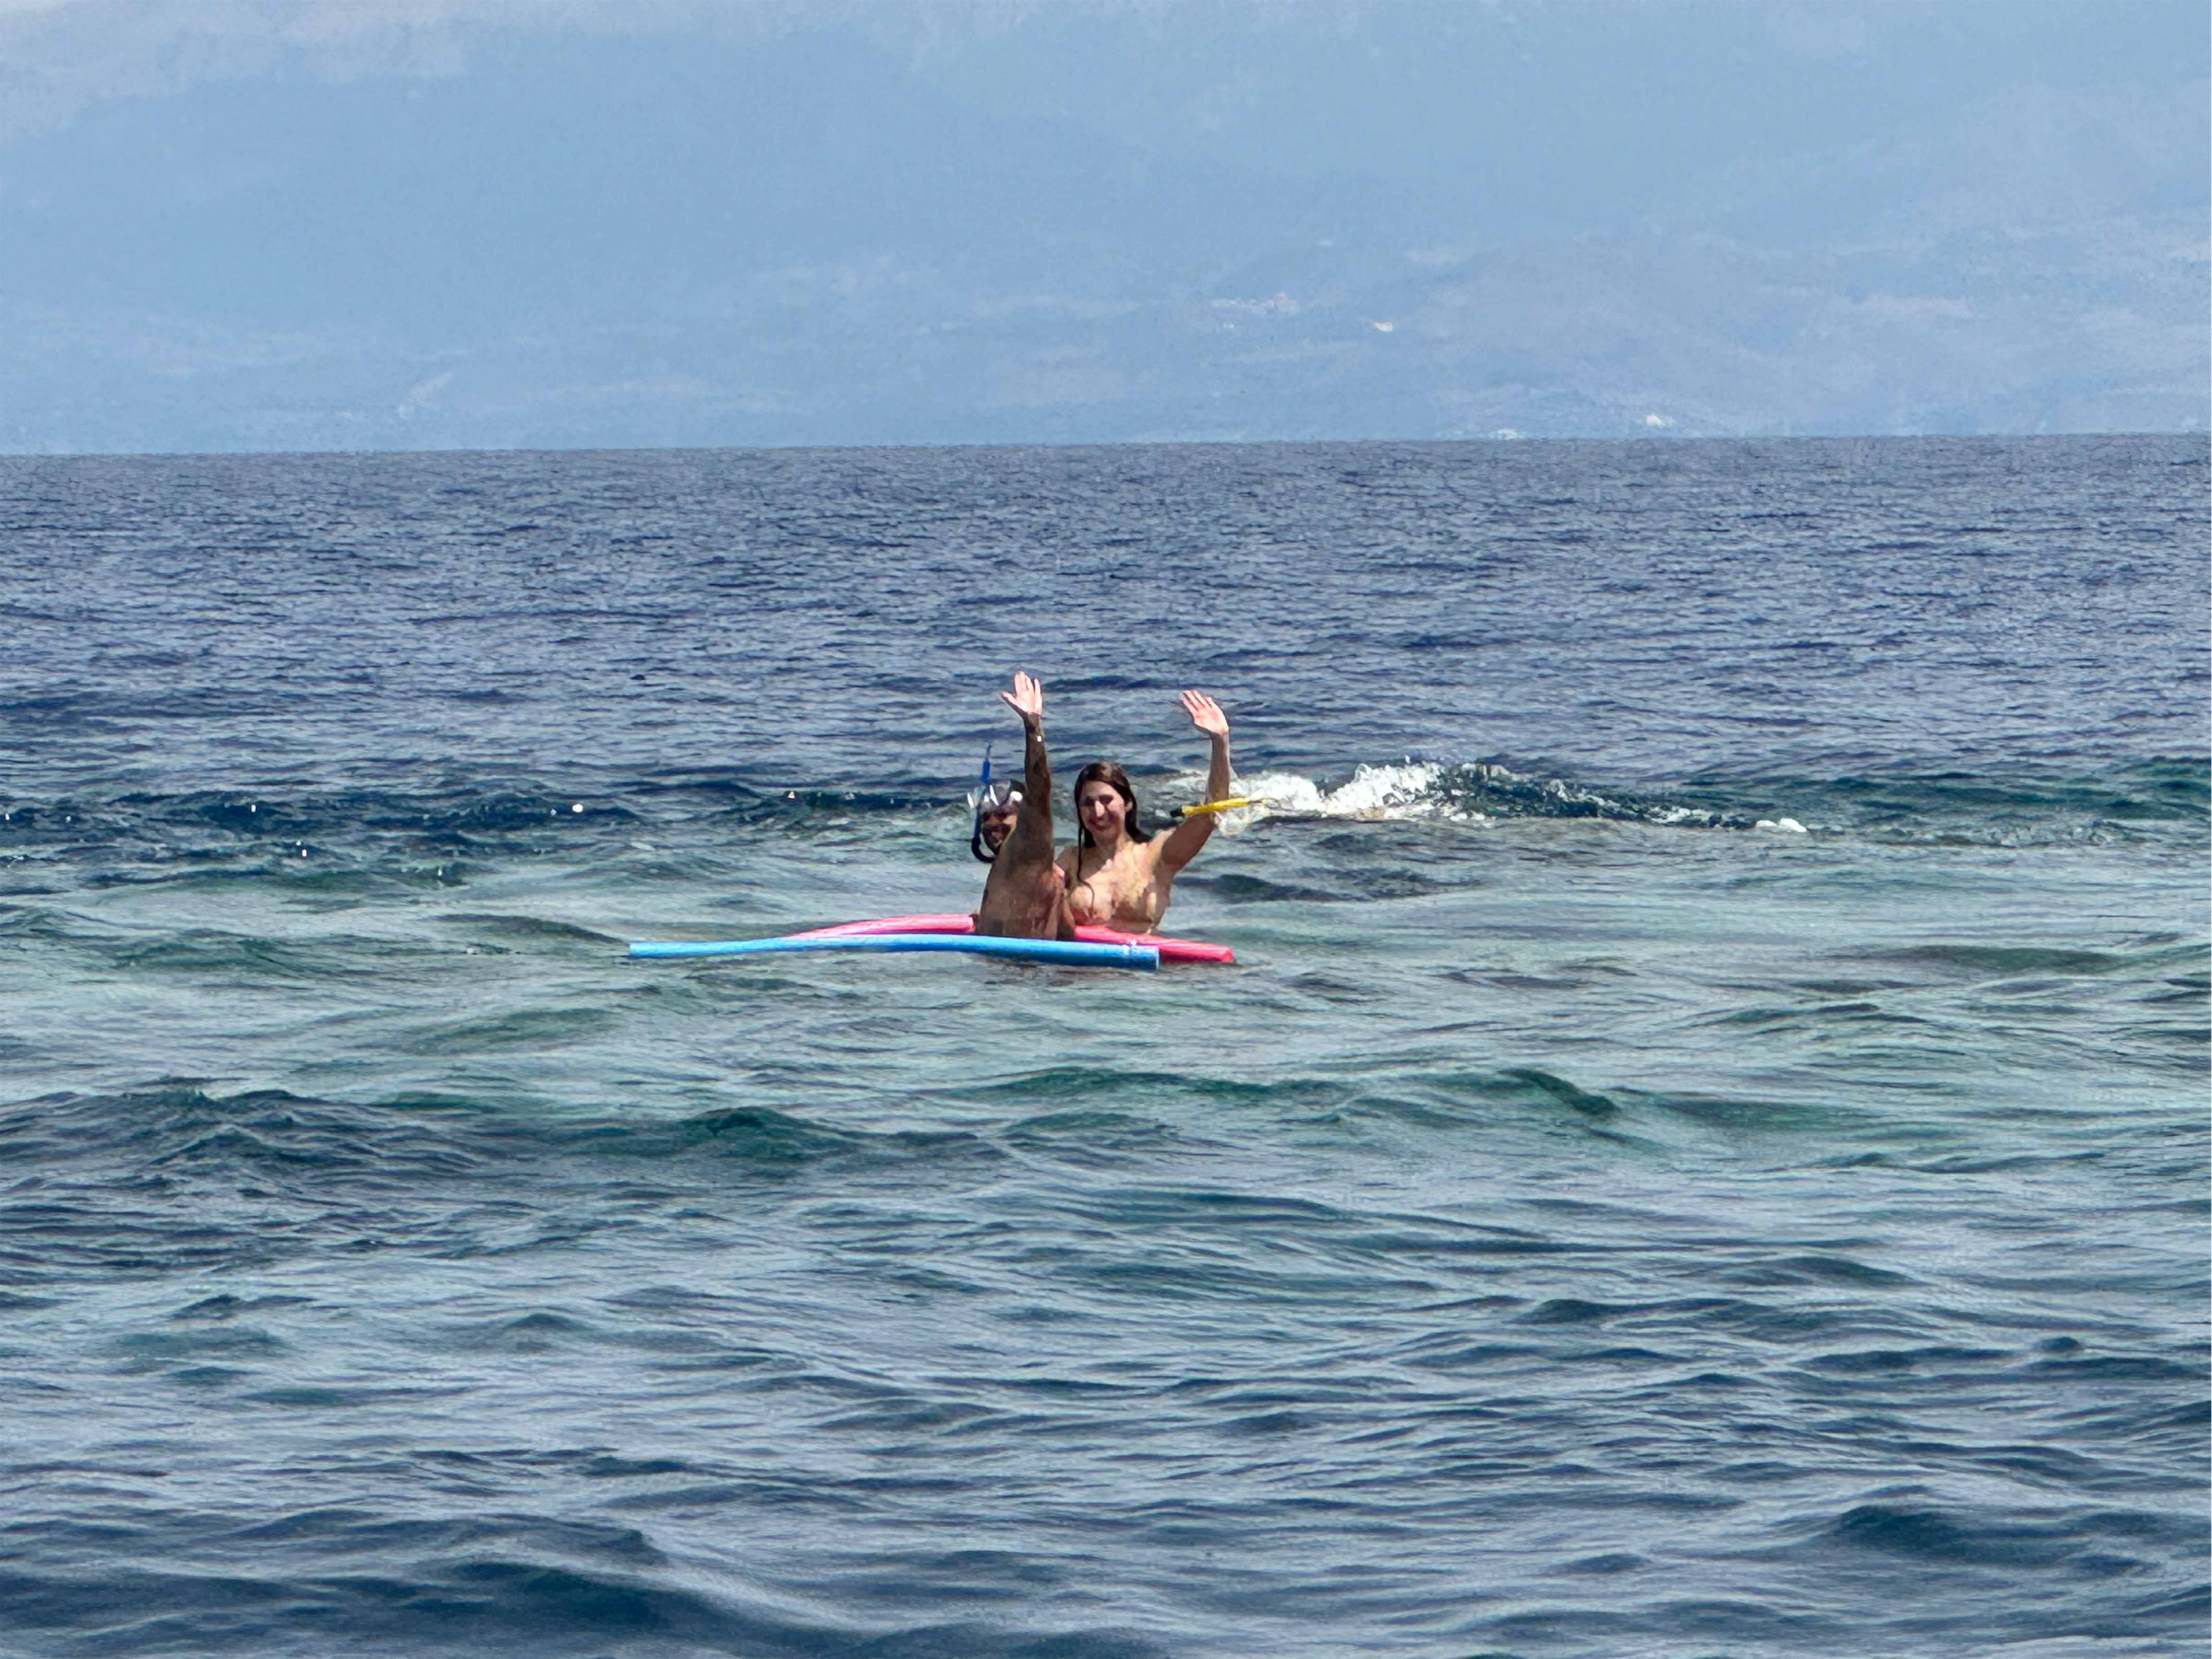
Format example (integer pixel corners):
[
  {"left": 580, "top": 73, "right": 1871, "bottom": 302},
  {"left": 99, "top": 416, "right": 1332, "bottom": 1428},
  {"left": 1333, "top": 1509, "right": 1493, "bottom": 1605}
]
[{"left": 1068, "top": 761, "right": 1151, "bottom": 890}]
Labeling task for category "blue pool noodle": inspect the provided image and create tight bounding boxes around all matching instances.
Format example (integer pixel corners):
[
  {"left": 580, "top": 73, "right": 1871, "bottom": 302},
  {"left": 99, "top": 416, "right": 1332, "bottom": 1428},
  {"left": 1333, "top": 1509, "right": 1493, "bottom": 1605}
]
[{"left": 629, "top": 933, "right": 1159, "bottom": 970}]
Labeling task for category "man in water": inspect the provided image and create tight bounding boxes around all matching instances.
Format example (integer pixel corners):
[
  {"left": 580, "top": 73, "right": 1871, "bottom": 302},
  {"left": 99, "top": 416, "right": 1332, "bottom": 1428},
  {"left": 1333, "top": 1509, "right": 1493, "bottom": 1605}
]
[{"left": 971, "top": 671, "right": 1075, "bottom": 940}]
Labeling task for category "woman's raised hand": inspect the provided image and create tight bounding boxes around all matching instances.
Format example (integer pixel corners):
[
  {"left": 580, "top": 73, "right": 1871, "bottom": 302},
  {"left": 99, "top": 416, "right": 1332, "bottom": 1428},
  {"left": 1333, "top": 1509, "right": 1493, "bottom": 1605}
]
[
  {"left": 1002, "top": 671, "right": 1046, "bottom": 729},
  {"left": 1179, "top": 689, "right": 1228, "bottom": 739}
]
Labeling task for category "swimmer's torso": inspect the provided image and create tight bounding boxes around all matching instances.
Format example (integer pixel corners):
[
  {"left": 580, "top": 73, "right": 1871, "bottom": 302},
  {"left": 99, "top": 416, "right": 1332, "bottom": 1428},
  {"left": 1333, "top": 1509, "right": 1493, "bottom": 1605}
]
[
  {"left": 976, "top": 854, "right": 1069, "bottom": 940},
  {"left": 1060, "top": 843, "right": 1169, "bottom": 933}
]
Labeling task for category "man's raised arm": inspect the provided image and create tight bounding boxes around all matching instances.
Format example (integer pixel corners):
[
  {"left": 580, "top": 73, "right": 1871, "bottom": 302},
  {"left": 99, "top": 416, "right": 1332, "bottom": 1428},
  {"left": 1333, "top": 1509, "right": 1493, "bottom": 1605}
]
[{"left": 1002, "top": 670, "right": 1055, "bottom": 842}]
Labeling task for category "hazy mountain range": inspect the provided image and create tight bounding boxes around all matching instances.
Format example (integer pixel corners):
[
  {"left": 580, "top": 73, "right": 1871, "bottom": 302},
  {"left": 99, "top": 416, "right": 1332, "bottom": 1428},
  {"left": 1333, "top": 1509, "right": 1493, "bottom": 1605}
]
[{"left": 1, "top": 0, "right": 2203, "bottom": 452}]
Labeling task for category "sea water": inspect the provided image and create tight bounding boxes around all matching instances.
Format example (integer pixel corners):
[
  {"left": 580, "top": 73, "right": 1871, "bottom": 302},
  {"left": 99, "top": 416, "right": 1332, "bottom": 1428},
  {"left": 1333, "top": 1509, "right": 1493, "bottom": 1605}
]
[{"left": 0, "top": 437, "right": 2204, "bottom": 1658}]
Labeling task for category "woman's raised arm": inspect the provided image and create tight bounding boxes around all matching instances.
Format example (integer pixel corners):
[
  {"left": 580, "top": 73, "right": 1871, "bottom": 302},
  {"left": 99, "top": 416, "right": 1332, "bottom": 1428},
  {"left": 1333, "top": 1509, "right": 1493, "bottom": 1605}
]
[{"left": 1157, "top": 690, "right": 1231, "bottom": 872}]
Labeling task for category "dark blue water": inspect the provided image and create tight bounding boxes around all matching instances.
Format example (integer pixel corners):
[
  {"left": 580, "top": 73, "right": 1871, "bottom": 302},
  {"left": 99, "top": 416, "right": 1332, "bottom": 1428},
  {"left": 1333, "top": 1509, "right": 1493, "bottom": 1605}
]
[{"left": 1, "top": 437, "right": 2205, "bottom": 1658}]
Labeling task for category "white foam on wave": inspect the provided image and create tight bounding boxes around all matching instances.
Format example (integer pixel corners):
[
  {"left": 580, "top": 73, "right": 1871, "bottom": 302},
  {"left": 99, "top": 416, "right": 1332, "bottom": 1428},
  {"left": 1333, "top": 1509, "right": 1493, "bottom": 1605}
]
[
  {"left": 1148, "top": 760, "right": 1812, "bottom": 835},
  {"left": 1154, "top": 762, "right": 1481, "bottom": 829}
]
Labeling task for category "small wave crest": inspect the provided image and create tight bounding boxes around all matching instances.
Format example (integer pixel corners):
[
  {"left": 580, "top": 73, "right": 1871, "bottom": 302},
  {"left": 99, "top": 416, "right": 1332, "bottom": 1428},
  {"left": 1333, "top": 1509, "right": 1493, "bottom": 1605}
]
[
  {"left": 1156, "top": 754, "right": 2208, "bottom": 844},
  {"left": 1228, "top": 762, "right": 1465, "bottom": 822},
  {"left": 1163, "top": 760, "right": 1772, "bottom": 831},
  {"left": 5, "top": 753, "right": 2197, "bottom": 865}
]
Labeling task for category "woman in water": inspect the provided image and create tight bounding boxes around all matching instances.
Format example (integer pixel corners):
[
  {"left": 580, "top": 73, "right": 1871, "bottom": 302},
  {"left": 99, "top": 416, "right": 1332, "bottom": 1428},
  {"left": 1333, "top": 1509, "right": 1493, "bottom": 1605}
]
[{"left": 1058, "top": 690, "right": 1230, "bottom": 934}]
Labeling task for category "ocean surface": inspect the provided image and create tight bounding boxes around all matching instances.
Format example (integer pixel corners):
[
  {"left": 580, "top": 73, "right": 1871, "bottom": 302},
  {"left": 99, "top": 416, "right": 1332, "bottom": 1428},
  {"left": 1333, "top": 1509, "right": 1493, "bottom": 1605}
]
[{"left": 0, "top": 435, "right": 2204, "bottom": 1659}]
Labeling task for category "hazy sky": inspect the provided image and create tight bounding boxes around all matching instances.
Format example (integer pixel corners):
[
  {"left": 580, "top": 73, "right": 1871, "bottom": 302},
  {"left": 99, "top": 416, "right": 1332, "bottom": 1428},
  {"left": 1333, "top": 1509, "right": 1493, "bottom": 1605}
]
[{"left": 1, "top": 0, "right": 2204, "bottom": 452}]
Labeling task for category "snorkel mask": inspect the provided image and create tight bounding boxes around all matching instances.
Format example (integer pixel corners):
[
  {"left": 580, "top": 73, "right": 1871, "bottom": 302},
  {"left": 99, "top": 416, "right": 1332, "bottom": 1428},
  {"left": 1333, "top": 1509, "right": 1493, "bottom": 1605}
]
[{"left": 968, "top": 744, "right": 1024, "bottom": 862}]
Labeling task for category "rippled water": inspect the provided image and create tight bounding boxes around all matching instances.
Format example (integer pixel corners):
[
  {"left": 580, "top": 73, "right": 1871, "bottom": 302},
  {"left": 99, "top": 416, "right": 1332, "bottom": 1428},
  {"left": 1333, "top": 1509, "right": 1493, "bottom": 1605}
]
[{"left": 1, "top": 437, "right": 2205, "bottom": 1658}]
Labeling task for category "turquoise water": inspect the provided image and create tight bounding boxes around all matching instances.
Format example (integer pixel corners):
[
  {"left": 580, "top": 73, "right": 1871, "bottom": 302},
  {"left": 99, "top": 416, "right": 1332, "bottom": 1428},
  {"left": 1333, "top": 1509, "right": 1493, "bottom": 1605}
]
[{"left": 0, "top": 437, "right": 2205, "bottom": 1657}]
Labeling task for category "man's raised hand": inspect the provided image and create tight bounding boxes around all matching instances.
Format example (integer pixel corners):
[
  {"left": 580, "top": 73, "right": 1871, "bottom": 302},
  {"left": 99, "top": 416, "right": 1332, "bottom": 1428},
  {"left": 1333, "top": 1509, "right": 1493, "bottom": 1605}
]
[{"left": 1002, "top": 671, "right": 1046, "bottom": 730}]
